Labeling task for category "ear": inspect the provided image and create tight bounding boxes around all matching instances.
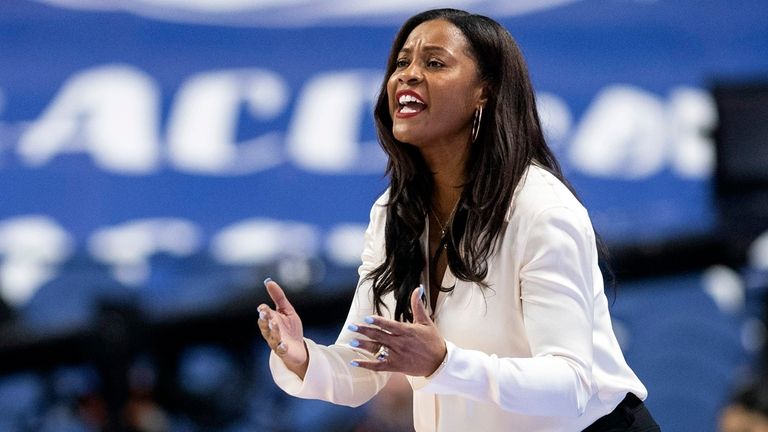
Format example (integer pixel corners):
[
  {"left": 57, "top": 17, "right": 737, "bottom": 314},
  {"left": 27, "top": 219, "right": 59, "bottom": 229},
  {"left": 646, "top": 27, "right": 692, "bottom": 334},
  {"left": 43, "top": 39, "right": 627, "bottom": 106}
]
[{"left": 475, "top": 82, "right": 489, "bottom": 108}]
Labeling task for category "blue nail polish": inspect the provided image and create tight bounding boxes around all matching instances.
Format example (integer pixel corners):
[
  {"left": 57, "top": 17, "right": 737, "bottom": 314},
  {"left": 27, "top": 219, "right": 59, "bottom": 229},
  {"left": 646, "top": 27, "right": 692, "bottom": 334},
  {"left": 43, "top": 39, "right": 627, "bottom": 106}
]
[
  {"left": 364, "top": 316, "right": 375, "bottom": 324},
  {"left": 349, "top": 339, "right": 360, "bottom": 347},
  {"left": 350, "top": 361, "right": 359, "bottom": 367},
  {"left": 419, "top": 284, "right": 425, "bottom": 298},
  {"left": 263, "top": 277, "right": 272, "bottom": 286},
  {"left": 347, "top": 324, "right": 359, "bottom": 332}
]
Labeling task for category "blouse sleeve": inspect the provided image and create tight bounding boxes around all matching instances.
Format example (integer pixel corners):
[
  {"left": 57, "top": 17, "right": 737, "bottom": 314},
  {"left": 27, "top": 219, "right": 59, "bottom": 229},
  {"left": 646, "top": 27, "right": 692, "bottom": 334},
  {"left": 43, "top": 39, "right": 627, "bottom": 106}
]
[
  {"left": 413, "top": 206, "right": 597, "bottom": 417},
  {"left": 269, "top": 195, "right": 393, "bottom": 407}
]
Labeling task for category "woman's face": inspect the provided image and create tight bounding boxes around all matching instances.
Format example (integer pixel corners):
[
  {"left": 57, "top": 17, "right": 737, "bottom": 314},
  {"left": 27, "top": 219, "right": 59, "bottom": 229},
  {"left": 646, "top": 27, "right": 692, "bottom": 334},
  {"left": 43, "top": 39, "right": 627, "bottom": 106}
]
[{"left": 387, "top": 19, "right": 486, "bottom": 149}]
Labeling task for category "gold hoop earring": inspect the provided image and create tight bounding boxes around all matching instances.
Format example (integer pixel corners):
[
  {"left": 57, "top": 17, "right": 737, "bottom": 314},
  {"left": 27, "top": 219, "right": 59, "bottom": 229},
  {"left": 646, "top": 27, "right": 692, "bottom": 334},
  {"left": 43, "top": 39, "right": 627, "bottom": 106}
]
[{"left": 471, "top": 106, "right": 483, "bottom": 143}]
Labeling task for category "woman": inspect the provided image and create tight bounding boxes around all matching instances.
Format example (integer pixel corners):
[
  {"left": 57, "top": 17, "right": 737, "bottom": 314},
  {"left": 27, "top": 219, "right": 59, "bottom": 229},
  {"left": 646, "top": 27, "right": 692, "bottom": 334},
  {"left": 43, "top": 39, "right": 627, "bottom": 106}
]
[{"left": 258, "top": 8, "right": 659, "bottom": 431}]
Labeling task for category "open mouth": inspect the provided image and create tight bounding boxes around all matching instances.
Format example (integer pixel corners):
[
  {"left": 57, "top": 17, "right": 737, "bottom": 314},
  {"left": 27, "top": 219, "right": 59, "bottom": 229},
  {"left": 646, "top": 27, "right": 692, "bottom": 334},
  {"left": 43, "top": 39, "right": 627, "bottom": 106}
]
[{"left": 396, "top": 91, "right": 426, "bottom": 115}]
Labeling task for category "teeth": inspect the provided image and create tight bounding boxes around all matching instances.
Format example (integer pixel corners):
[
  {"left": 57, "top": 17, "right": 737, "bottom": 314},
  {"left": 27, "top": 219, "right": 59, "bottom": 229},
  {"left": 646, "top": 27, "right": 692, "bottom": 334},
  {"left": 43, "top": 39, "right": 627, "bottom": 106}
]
[
  {"left": 401, "top": 105, "right": 418, "bottom": 113},
  {"left": 398, "top": 94, "right": 424, "bottom": 105}
]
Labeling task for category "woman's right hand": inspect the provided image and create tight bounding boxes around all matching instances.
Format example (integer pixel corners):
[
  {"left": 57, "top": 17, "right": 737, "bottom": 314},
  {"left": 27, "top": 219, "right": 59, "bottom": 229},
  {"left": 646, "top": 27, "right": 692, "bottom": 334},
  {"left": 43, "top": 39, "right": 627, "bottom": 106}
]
[{"left": 258, "top": 278, "right": 309, "bottom": 379}]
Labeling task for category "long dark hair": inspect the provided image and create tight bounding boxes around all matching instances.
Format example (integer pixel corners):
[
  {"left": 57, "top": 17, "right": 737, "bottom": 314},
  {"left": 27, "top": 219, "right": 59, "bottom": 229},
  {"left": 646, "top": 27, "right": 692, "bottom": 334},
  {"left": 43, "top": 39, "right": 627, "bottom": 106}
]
[{"left": 366, "top": 9, "right": 570, "bottom": 322}]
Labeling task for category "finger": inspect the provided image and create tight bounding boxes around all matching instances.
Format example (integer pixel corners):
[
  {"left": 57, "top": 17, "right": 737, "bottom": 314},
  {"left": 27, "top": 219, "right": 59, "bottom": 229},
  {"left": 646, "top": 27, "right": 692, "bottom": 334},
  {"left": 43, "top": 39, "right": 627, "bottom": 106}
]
[
  {"left": 267, "top": 317, "right": 282, "bottom": 341},
  {"left": 258, "top": 320, "right": 283, "bottom": 354},
  {"left": 260, "top": 330, "right": 282, "bottom": 352},
  {"left": 258, "top": 308, "right": 283, "bottom": 345},
  {"left": 275, "top": 340, "right": 288, "bottom": 356},
  {"left": 348, "top": 323, "right": 395, "bottom": 347},
  {"left": 348, "top": 338, "right": 381, "bottom": 355},
  {"left": 264, "top": 278, "right": 296, "bottom": 314},
  {"left": 257, "top": 313, "right": 270, "bottom": 335},
  {"left": 257, "top": 318, "right": 278, "bottom": 345},
  {"left": 411, "top": 284, "right": 431, "bottom": 325},
  {"left": 257, "top": 305, "right": 273, "bottom": 335},
  {"left": 357, "top": 315, "right": 405, "bottom": 336},
  {"left": 257, "top": 305, "right": 277, "bottom": 330},
  {"left": 257, "top": 303, "right": 271, "bottom": 321}
]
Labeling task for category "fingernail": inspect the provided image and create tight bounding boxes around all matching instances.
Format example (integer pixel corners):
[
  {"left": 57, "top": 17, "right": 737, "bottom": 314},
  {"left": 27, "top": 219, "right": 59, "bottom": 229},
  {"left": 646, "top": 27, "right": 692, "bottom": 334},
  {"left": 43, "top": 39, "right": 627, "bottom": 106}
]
[
  {"left": 277, "top": 341, "right": 286, "bottom": 351},
  {"left": 419, "top": 284, "right": 425, "bottom": 298},
  {"left": 268, "top": 321, "right": 274, "bottom": 331},
  {"left": 364, "top": 316, "right": 375, "bottom": 324},
  {"left": 259, "top": 310, "right": 266, "bottom": 321},
  {"left": 263, "top": 277, "right": 272, "bottom": 286},
  {"left": 350, "top": 361, "right": 359, "bottom": 367},
  {"left": 347, "top": 324, "right": 359, "bottom": 332},
  {"left": 349, "top": 339, "right": 360, "bottom": 347}
]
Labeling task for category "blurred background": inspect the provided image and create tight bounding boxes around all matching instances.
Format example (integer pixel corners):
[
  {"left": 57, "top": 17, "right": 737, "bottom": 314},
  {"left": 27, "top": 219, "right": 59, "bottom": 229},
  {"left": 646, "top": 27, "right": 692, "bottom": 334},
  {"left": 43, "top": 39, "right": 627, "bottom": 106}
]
[{"left": 0, "top": 0, "right": 767, "bottom": 431}]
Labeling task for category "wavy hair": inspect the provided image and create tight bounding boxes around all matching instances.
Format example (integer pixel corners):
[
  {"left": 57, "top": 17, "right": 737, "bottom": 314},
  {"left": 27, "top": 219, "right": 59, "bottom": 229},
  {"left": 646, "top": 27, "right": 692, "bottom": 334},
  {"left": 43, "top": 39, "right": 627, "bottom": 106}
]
[{"left": 366, "top": 9, "right": 570, "bottom": 322}]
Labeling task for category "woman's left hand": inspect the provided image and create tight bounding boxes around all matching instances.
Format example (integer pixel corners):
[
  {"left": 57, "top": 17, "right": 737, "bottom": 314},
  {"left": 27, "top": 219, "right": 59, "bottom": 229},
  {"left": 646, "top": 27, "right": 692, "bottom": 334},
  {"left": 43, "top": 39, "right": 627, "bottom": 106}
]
[{"left": 348, "top": 286, "right": 447, "bottom": 377}]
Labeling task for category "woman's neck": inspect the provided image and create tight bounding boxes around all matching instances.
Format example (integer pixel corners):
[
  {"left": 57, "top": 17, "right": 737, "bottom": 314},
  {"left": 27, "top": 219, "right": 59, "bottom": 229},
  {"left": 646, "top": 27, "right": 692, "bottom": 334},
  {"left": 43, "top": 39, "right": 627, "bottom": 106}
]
[{"left": 421, "top": 144, "right": 466, "bottom": 220}]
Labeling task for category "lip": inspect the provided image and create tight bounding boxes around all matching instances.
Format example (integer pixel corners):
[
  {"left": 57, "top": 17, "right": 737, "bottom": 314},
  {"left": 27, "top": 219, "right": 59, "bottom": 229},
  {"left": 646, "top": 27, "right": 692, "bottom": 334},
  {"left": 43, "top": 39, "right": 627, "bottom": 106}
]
[{"left": 394, "top": 89, "right": 427, "bottom": 119}]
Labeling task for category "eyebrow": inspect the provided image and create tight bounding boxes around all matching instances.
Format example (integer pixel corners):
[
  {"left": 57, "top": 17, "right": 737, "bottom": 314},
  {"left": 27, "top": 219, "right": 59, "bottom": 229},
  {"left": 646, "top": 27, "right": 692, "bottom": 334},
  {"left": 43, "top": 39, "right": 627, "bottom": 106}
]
[{"left": 398, "top": 45, "right": 452, "bottom": 56}]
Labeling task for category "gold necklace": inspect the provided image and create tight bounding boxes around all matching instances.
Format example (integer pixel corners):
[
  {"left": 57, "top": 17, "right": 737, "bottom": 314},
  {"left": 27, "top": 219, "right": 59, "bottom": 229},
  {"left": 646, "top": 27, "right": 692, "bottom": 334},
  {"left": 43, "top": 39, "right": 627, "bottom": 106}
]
[
  {"left": 431, "top": 209, "right": 449, "bottom": 238},
  {"left": 431, "top": 199, "right": 460, "bottom": 244}
]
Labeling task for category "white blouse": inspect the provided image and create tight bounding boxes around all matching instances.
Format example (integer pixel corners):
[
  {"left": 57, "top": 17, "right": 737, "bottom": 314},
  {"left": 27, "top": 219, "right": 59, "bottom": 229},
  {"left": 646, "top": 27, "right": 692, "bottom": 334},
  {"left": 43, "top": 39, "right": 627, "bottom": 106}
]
[{"left": 270, "top": 165, "right": 647, "bottom": 432}]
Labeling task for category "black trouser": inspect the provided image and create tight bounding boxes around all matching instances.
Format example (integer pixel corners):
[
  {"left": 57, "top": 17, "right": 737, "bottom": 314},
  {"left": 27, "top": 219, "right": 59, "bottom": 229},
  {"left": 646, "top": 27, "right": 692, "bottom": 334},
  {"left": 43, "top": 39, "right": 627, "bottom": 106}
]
[{"left": 582, "top": 393, "right": 660, "bottom": 431}]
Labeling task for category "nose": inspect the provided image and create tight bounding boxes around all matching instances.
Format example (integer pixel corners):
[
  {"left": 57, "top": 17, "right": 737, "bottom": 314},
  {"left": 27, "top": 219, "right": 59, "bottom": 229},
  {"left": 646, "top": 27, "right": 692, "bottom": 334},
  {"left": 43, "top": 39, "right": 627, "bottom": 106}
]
[{"left": 397, "top": 62, "right": 422, "bottom": 84}]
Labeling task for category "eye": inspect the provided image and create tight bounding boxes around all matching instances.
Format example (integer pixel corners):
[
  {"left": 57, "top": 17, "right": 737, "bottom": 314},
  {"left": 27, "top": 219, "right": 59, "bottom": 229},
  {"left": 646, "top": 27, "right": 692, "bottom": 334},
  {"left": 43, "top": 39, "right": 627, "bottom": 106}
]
[
  {"left": 427, "top": 59, "right": 444, "bottom": 68},
  {"left": 396, "top": 58, "right": 409, "bottom": 68}
]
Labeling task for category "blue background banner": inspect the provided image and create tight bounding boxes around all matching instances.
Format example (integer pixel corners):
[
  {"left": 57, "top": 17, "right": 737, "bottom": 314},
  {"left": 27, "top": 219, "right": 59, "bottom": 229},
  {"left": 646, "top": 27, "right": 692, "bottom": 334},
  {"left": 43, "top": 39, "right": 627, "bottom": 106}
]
[{"left": 0, "top": 0, "right": 767, "bottom": 307}]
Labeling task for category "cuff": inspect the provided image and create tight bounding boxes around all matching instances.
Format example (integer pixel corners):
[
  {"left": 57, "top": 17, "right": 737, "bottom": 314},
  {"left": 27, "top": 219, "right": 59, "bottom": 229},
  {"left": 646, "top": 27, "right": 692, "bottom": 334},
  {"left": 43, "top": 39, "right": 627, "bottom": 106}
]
[
  {"left": 410, "top": 339, "right": 455, "bottom": 391},
  {"left": 269, "top": 338, "right": 316, "bottom": 396}
]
